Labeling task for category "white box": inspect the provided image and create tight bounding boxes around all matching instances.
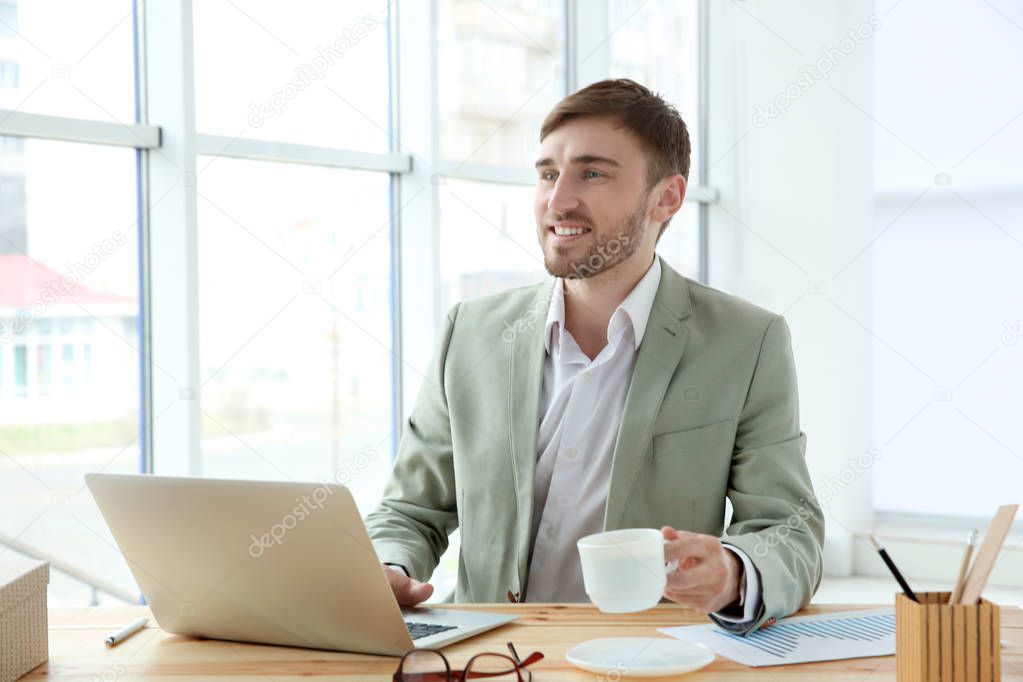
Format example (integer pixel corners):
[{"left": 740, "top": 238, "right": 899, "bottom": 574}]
[{"left": 0, "top": 559, "right": 49, "bottom": 682}]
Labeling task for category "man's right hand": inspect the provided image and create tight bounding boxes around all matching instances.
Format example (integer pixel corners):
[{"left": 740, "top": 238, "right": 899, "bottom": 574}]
[{"left": 382, "top": 564, "right": 434, "bottom": 606}]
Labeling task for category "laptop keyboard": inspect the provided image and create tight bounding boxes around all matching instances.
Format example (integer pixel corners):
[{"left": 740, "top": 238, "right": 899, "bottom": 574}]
[{"left": 405, "top": 621, "right": 458, "bottom": 640}]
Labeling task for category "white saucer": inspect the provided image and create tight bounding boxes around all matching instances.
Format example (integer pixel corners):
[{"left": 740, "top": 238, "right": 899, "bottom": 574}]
[{"left": 566, "top": 637, "right": 715, "bottom": 677}]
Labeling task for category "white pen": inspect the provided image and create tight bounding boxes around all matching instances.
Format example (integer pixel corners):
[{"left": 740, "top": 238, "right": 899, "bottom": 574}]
[{"left": 104, "top": 617, "right": 148, "bottom": 647}]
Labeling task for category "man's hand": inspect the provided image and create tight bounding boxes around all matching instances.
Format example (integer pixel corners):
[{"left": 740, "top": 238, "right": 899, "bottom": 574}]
[
  {"left": 661, "top": 526, "right": 743, "bottom": 613},
  {"left": 382, "top": 564, "right": 434, "bottom": 606}
]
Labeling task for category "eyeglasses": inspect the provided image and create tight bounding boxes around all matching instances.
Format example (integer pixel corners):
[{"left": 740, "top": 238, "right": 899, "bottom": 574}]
[{"left": 393, "top": 642, "right": 544, "bottom": 682}]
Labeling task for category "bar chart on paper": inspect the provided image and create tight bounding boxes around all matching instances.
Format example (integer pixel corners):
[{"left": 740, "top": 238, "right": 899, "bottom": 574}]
[{"left": 658, "top": 608, "right": 895, "bottom": 667}]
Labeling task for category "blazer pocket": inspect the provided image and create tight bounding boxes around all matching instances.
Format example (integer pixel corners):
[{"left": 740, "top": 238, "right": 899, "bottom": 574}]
[{"left": 652, "top": 419, "right": 736, "bottom": 458}]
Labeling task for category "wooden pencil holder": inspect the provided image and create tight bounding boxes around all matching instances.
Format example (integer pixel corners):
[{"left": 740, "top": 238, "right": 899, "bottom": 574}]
[{"left": 896, "top": 591, "right": 1001, "bottom": 682}]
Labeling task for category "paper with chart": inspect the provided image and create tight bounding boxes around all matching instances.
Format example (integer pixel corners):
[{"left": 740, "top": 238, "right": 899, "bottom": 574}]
[{"left": 659, "top": 608, "right": 895, "bottom": 667}]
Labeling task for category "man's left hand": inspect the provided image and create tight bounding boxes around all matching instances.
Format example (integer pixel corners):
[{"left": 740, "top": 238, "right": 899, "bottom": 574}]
[{"left": 661, "top": 525, "right": 743, "bottom": 613}]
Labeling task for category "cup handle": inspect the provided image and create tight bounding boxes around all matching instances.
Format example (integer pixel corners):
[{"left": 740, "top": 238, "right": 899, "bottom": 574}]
[{"left": 662, "top": 538, "right": 679, "bottom": 574}]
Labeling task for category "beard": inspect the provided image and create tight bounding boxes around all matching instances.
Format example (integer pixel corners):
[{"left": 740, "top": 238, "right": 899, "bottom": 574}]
[{"left": 541, "top": 200, "right": 647, "bottom": 280}]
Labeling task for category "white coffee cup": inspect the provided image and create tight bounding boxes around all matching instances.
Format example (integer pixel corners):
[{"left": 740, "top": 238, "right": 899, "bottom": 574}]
[{"left": 577, "top": 528, "right": 680, "bottom": 613}]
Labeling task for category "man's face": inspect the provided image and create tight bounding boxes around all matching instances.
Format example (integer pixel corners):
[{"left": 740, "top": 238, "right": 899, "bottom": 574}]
[{"left": 534, "top": 116, "right": 656, "bottom": 280}]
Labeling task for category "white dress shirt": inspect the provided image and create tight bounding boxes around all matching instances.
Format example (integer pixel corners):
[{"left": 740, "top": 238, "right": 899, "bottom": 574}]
[{"left": 522, "top": 258, "right": 760, "bottom": 624}]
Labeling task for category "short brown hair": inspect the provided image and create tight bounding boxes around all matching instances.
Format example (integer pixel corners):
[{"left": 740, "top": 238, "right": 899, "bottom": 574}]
[{"left": 540, "top": 79, "right": 690, "bottom": 238}]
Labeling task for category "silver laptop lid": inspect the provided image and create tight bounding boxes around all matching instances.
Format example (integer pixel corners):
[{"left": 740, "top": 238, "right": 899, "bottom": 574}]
[{"left": 86, "top": 472, "right": 415, "bottom": 655}]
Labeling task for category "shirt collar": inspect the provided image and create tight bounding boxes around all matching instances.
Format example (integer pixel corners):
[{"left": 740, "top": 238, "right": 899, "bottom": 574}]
[{"left": 544, "top": 257, "right": 662, "bottom": 354}]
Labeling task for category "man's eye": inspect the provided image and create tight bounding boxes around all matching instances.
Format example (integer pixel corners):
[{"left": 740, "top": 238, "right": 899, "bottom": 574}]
[{"left": 540, "top": 169, "right": 603, "bottom": 181}]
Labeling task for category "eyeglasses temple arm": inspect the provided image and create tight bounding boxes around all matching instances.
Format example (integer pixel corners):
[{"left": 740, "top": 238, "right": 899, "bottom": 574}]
[
  {"left": 505, "top": 643, "right": 543, "bottom": 668},
  {"left": 518, "top": 653, "right": 544, "bottom": 667}
]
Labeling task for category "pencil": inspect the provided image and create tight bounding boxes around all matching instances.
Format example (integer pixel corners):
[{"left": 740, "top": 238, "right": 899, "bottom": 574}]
[
  {"left": 949, "top": 529, "right": 978, "bottom": 605},
  {"left": 869, "top": 534, "right": 918, "bottom": 603},
  {"left": 104, "top": 616, "right": 148, "bottom": 647}
]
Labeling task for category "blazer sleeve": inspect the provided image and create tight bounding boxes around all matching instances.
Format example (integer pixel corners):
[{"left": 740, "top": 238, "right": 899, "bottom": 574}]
[
  {"left": 363, "top": 304, "right": 461, "bottom": 582},
  {"left": 714, "top": 314, "right": 825, "bottom": 635}
]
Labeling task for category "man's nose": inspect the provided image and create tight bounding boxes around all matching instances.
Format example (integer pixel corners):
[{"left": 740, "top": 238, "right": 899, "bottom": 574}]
[{"left": 547, "top": 178, "right": 579, "bottom": 214}]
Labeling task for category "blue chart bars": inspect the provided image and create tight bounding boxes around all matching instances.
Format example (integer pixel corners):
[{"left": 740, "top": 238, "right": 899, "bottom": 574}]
[
  {"left": 713, "top": 612, "right": 896, "bottom": 658},
  {"left": 659, "top": 608, "right": 897, "bottom": 666}
]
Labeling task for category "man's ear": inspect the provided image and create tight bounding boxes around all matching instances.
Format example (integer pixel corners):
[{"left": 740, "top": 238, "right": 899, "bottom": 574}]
[{"left": 650, "top": 175, "right": 687, "bottom": 223}]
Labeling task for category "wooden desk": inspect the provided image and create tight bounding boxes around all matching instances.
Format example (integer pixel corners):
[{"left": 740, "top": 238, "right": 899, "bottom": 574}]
[{"left": 25, "top": 603, "right": 1023, "bottom": 680}]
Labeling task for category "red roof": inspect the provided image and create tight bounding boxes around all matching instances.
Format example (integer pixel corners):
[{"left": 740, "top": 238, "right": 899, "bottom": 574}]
[{"left": 0, "top": 255, "right": 136, "bottom": 308}]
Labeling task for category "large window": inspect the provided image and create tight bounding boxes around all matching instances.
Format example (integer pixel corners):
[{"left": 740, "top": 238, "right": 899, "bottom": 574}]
[
  {"left": 439, "top": 180, "right": 546, "bottom": 308},
  {"left": 437, "top": 0, "right": 565, "bottom": 168},
  {"left": 193, "top": 1, "right": 391, "bottom": 151},
  {"left": 0, "top": 0, "right": 713, "bottom": 606},
  {"left": 609, "top": 0, "right": 701, "bottom": 184},
  {"left": 0, "top": 1, "right": 135, "bottom": 122},
  {"left": 196, "top": 157, "right": 396, "bottom": 513},
  {"left": 0, "top": 137, "right": 141, "bottom": 605}
]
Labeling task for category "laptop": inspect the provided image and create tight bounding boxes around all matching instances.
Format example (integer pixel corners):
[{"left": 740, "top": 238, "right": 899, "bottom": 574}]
[{"left": 85, "top": 472, "right": 516, "bottom": 656}]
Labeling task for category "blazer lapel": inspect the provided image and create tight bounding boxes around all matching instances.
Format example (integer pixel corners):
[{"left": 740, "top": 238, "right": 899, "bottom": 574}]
[
  {"left": 604, "top": 258, "right": 693, "bottom": 529},
  {"left": 507, "top": 279, "right": 554, "bottom": 591}
]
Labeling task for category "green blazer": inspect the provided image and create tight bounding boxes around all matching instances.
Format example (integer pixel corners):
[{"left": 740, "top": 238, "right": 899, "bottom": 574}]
[{"left": 365, "top": 257, "right": 824, "bottom": 634}]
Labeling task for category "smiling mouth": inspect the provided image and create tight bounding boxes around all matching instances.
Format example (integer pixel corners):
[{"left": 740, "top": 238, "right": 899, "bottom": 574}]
[{"left": 548, "top": 224, "right": 592, "bottom": 238}]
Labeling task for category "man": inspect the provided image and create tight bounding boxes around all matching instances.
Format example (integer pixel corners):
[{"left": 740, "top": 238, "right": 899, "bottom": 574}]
[{"left": 364, "top": 79, "right": 823, "bottom": 634}]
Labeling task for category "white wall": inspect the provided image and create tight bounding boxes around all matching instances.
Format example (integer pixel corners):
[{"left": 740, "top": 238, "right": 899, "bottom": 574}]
[
  {"left": 869, "top": 0, "right": 1023, "bottom": 519},
  {"left": 706, "top": 0, "right": 877, "bottom": 576}
]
